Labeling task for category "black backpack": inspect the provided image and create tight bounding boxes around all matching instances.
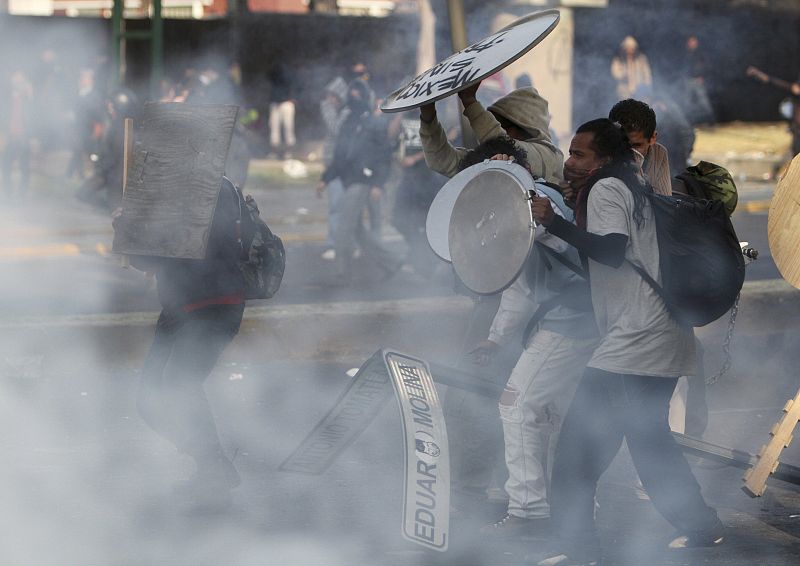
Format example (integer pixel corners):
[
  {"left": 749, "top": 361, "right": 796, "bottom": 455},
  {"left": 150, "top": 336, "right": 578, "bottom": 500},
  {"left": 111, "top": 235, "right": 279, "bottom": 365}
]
[
  {"left": 631, "top": 193, "right": 745, "bottom": 327},
  {"left": 226, "top": 178, "right": 286, "bottom": 300}
]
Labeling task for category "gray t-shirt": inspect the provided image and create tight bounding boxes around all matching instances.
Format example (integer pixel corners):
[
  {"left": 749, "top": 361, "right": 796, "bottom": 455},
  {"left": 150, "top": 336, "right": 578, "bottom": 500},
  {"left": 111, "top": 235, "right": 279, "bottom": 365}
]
[{"left": 586, "top": 177, "right": 695, "bottom": 377}]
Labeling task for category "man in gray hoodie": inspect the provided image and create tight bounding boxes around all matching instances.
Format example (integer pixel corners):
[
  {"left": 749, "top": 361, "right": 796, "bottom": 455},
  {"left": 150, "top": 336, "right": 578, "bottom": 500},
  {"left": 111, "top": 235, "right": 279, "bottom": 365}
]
[{"left": 418, "top": 82, "right": 563, "bottom": 183}]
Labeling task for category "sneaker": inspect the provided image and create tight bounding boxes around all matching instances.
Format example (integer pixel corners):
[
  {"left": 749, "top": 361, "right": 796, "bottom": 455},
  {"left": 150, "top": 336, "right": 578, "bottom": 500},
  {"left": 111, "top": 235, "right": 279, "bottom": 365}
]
[
  {"left": 480, "top": 513, "right": 549, "bottom": 539},
  {"left": 668, "top": 524, "right": 725, "bottom": 549},
  {"left": 321, "top": 248, "right": 336, "bottom": 260}
]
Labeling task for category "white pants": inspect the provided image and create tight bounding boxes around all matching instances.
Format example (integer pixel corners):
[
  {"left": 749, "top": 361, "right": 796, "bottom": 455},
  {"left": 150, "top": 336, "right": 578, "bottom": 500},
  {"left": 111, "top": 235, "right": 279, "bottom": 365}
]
[
  {"left": 500, "top": 329, "right": 598, "bottom": 519},
  {"left": 269, "top": 100, "right": 296, "bottom": 149}
]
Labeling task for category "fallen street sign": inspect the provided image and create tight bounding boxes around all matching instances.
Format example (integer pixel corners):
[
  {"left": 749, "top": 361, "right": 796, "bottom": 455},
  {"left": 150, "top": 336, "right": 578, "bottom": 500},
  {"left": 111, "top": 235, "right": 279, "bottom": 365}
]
[
  {"left": 280, "top": 349, "right": 455, "bottom": 551},
  {"left": 278, "top": 351, "right": 393, "bottom": 474},
  {"left": 384, "top": 351, "right": 450, "bottom": 552}
]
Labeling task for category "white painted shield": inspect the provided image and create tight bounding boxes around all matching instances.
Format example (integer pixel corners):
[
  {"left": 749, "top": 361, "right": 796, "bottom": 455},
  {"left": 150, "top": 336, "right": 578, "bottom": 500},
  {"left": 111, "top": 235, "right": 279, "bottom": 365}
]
[
  {"left": 380, "top": 10, "right": 560, "bottom": 113},
  {"left": 448, "top": 165, "right": 535, "bottom": 294},
  {"left": 426, "top": 160, "right": 534, "bottom": 262}
]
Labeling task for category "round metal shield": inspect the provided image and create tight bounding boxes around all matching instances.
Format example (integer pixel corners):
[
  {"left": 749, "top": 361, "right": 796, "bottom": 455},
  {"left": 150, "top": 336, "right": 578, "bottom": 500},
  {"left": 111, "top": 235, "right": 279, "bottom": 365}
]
[
  {"left": 448, "top": 168, "right": 534, "bottom": 295},
  {"left": 380, "top": 10, "right": 560, "bottom": 113},
  {"left": 426, "top": 166, "right": 473, "bottom": 261},
  {"left": 427, "top": 161, "right": 534, "bottom": 261},
  {"left": 768, "top": 154, "right": 800, "bottom": 289}
]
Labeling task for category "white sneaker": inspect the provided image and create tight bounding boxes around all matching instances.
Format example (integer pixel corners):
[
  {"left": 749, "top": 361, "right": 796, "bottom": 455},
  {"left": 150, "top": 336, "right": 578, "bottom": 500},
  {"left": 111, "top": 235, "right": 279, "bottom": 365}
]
[{"left": 321, "top": 249, "right": 336, "bottom": 261}]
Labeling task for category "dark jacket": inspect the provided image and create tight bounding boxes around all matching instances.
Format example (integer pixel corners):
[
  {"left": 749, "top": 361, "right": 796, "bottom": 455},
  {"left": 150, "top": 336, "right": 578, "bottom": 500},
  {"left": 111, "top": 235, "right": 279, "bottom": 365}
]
[{"left": 321, "top": 111, "right": 392, "bottom": 188}]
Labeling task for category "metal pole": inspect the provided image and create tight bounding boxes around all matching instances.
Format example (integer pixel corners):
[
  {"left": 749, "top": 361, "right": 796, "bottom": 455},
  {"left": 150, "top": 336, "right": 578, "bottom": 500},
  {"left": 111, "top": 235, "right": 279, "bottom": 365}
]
[
  {"left": 445, "top": 0, "right": 476, "bottom": 148},
  {"left": 150, "top": 0, "right": 164, "bottom": 100},
  {"left": 446, "top": 0, "right": 467, "bottom": 51},
  {"left": 111, "top": 0, "right": 123, "bottom": 88}
]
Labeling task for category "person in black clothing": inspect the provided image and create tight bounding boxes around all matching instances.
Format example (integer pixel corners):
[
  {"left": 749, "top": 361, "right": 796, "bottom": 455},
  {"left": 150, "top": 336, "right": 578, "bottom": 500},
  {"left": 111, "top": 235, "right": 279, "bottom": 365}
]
[
  {"left": 318, "top": 79, "right": 403, "bottom": 284},
  {"left": 77, "top": 89, "right": 138, "bottom": 210},
  {"left": 113, "top": 177, "right": 245, "bottom": 507},
  {"left": 66, "top": 67, "right": 105, "bottom": 181},
  {"left": 390, "top": 114, "right": 445, "bottom": 279}
]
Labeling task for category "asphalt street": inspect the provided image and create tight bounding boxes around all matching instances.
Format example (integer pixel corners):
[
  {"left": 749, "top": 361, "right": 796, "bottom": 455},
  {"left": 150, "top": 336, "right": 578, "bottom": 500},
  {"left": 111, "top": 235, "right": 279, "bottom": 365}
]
[{"left": 0, "top": 157, "right": 798, "bottom": 565}]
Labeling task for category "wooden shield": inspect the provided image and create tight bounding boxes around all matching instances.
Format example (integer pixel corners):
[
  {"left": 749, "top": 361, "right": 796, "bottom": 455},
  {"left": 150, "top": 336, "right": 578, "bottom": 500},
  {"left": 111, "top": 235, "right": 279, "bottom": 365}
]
[
  {"left": 768, "top": 154, "right": 800, "bottom": 289},
  {"left": 112, "top": 102, "right": 239, "bottom": 259},
  {"left": 380, "top": 10, "right": 560, "bottom": 113}
]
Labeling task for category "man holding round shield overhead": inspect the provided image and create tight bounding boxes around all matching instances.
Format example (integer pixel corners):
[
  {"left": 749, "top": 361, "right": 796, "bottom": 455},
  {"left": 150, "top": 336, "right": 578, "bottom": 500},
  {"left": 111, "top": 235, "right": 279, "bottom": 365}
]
[
  {"left": 418, "top": 81, "right": 565, "bottom": 511},
  {"left": 457, "top": 138, "right": 598, "bottom": 540}
]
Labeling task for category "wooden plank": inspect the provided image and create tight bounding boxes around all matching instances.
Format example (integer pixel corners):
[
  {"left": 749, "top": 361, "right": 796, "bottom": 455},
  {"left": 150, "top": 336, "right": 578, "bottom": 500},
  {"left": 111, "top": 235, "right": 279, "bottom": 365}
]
[
  {"left": 742, "top": 387, "right": 800, "bottom": 497},
  {"left": 112, "top": 102, "right": 239, "bottom": 259},
  {"left": 119, "top": 118, "right": 134, "bottom": 269},
  {"left": 122, "top": 117, "right": 134, "bottom": 195},
  {"left": 768, "top": 153, "right": 800, "bottom": 289}
]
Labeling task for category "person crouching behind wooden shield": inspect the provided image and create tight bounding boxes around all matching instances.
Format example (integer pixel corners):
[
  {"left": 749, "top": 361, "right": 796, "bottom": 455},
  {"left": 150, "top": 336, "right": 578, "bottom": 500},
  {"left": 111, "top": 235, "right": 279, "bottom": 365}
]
[
  {"left": 111, "top": 103, "right": 243, "bottom": 509},
  {"left": 114, "top": 179, "right": 245, "bottom": 506},
  {"left": 419, "top": 81, "right": 563, "bottom": 185},
  {"left": 112, "top": 176, "right": 245, "bottom": 509}
]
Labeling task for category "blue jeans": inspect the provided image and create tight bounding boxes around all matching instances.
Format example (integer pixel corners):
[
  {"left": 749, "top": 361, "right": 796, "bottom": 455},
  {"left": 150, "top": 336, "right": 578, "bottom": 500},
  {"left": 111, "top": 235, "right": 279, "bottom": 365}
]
[
  {"left": 333, "top": 183, "right": 401, "bottom": 279},
  {"left": 325, "top": 177, "right": 345, "bottom": 248}
]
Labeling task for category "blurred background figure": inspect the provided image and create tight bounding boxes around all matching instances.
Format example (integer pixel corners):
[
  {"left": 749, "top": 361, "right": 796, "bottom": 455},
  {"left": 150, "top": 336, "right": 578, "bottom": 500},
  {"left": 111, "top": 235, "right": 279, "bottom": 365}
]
[
  {"left": 32, "top": 48, "right": 69, "bottom": 152},
  {"left": 389, "top": 112, "right": 444, "bottom": 280},
  {"left": 1, "top": 70, "right": 34, "bottom": 199},
  {"left": 66, "top": 67, "right": 104, "bottom": 182},
  {"left": 346, "top": 62, "right": 383, "bottom": 238},
  {"left": 349, "top": 61, "right": 370, "bottom": 85},
  {"left": 682, "top": 35, "right": 715, "bottom": 126},
  {"left": 76, "top": 88, "right": 139, "bottom": 210},
  {"left": 318, "top": 76, "right": 350, "bottom": 260},
  {"left": 318, "top": 79, "right": 402, "bottom": 285},
  {"left": 648, "top": 93, "right": 696, "bottom": 177},
  {"left": 611, "top": 35, "right": 652, "bottom": 100},
  {"left": 268, "top": 64, "right": 297, "bottom": 159},
  {"left": 184, "top": 59, "right": 252, "bottom": 189}
]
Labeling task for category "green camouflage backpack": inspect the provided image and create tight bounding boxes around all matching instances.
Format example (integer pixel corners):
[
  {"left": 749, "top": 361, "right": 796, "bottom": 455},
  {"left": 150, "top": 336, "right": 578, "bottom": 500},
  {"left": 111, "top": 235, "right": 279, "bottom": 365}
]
[{"left": 675, "top": 161, "right": 738, "bottom": 216}]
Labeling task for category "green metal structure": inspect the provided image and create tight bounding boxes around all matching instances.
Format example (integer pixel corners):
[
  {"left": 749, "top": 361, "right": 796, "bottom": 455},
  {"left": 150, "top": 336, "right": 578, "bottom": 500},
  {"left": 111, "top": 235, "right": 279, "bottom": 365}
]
[{"left": 111, "top": 0, "right": 163, "bottom": 98}]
